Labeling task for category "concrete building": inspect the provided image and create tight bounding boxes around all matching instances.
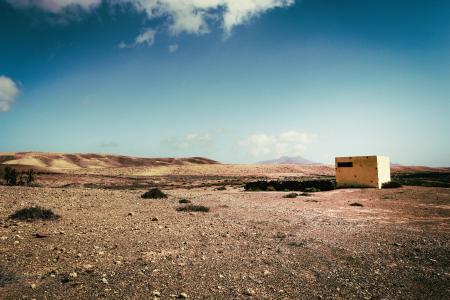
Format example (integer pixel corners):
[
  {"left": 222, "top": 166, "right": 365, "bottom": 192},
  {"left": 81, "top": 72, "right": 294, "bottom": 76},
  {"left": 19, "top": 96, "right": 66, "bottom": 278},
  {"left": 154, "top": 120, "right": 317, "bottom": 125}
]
[{"left": 335, "top": 155, "right": 391, "bottom": 188}]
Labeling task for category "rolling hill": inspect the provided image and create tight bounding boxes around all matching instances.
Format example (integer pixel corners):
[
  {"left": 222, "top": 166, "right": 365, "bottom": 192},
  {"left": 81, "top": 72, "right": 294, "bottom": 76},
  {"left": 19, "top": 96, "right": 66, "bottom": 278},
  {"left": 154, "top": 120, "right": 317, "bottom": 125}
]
[{"left": 0, "top": 152, "right": 219, "bottom": 171}]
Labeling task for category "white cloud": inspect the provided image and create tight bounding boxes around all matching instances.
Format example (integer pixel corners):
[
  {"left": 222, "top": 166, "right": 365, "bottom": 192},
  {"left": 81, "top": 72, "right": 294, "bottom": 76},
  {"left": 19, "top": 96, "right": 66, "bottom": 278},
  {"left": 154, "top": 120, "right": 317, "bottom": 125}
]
[
  {"left": 135, "top": 0, "right": 295, "bottom": 36},
  {"left": 240, "top": 130, "right": 316, "bottom": 158},
  {"left": 161, "top": 133, "right": 214, "bottom": 151},
  {"left": 279, "top": 130, "right": 314, "bottom": 144},
  {"left": 0, "top": 75, "right": 20, "bottom": 112},
  {"left": 168, "top": 43, "right": 179, "bottom": 53},
  {"left": 118, "top": 28, "right": 156, "bottom": 48},
  {"left": 135, "top": 28, "right": 156, "bottom": 45},
  {"left": 221, "top": 0, "right": 294, "bottom": 36},
  {"left": 117, "top": 41, "right": 128, "bottom": 49},
  {"left": 9, "top": 0, "right": 295, "bottom": 36}
]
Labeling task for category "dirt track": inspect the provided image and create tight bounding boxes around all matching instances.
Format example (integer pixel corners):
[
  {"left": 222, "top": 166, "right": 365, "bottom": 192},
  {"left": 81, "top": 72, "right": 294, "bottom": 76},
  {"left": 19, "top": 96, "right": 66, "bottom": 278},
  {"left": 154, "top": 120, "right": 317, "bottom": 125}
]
[{"left": 1, "top": 171, "right": 449, "bottom": 299}]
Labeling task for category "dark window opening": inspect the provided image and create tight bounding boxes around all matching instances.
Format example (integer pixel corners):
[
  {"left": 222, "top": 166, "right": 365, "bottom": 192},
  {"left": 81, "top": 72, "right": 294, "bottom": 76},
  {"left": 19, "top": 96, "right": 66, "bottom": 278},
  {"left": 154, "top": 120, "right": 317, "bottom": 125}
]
[{"left": 337, "top": 162, "right": 353, "bottom": 168}]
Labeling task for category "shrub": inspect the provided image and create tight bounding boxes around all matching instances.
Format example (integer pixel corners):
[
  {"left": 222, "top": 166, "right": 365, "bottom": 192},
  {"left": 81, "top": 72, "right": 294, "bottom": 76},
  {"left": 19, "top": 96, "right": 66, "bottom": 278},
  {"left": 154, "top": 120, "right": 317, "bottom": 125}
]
[
  {"left": 216, "top": 186, "right": 226, "bottom": 191},
  {"left": 283, "top": 193, "right": 298, "bottom": 198},
  {"left": 141, "top": 188, "right": 168, "bottom": 199},
  {"left": 3, "top": 167, "right": 18, "bottom": 185},
  {"left": 9, "top": 206, "right": 60, "bottom": 221},
  {"left": 25, "top": 169, "right": 36, "bottom": 185},
  {"left": 179, "top": 199, "right": 191, "bottom": 204},
  {"left": 2, "top": 168, "right": 36, "bottom": 186},
  {"left": 300, "top": 192, "right": 311, "bottom": 196},
  {"left": 382, "top": 181, "right": 402, "bottom": 189},
  {"left": 176, "top": 205, "right": 210, "bottom": 212},
  {"left": 244, "top": 179, "right": 335, "bottom": 192},
  {"left": 349, "top": 202, "right": 364, "bottom": 207}
]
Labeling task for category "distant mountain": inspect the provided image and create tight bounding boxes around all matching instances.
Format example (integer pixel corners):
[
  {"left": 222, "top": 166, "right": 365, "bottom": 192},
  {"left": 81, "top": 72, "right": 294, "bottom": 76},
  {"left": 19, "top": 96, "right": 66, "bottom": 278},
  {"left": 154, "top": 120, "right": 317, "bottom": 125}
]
[{"left": 257, "top": 156, "right": 319, "bottom": 165}]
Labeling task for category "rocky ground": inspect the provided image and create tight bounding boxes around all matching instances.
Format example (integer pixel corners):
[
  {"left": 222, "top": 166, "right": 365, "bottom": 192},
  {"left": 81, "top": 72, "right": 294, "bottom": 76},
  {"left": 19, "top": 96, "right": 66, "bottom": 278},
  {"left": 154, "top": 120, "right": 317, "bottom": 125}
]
[{"left": 0, "top": 167, "right": 449, "bottom": 299}]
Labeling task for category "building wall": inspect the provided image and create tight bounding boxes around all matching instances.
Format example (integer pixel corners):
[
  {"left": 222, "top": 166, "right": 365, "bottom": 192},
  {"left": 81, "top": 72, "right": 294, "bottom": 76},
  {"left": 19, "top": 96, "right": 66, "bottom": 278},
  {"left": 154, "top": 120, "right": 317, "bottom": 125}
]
[
  {"left": 376, "top": 156, "right": 391, "bottom": 188},
  {"left": 335, "top": 156, "right": 388, "bottom": 188}
]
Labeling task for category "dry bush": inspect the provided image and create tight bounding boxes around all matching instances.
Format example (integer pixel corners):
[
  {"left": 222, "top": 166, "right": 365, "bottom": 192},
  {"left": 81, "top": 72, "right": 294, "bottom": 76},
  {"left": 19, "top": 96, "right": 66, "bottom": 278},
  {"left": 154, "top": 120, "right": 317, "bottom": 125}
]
[
  {"left": 9, "top": 206, "right": 60, "bottom": 221},
  {"left": 141, "top": 188, "right": 168, "bottom": 199},
  {"left": 176, "top": 205, "right": 210, "bottom": 212}
]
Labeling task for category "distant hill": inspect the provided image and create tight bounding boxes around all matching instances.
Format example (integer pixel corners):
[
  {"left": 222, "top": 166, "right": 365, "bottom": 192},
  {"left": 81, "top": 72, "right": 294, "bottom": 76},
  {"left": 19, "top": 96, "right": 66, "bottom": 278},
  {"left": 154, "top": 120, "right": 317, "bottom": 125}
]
[
  {"left": 258, "top": 156, "right": 319, "bottom": 165},
  {"left": 0, "top": 152, "right": 219, "bottom": 171}
]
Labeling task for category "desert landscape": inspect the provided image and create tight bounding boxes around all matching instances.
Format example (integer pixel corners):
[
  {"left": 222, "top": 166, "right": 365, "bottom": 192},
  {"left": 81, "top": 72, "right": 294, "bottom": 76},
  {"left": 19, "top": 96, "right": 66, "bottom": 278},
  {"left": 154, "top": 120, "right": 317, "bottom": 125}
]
[
  {"left": 2, "top": 1, "right": 449, "bottom": 299},
  {"left": 0, "top": 152, "right": 449, "bottom": 299}
]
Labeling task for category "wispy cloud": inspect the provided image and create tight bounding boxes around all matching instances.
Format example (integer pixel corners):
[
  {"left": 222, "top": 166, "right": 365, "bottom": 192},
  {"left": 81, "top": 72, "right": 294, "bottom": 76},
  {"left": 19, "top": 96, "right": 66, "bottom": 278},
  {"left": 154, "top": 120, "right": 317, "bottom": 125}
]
[
  {"left": 240, "top": 130, "right": 316, "bottom": 158},
  {"left": 161, "top": 133, "right": 214, "bottom": 152},
  {"left": 168, "top": 44, "right": 179, "bottom": 53},
  {"left": 118, "top": 28, "right": 156, "bottom": 49},
  {"left": 9, "top": 1, "right": 295, "bottom": 37},
  {"left": 0, "top": 75, "right": 20, "bottom": 112}
]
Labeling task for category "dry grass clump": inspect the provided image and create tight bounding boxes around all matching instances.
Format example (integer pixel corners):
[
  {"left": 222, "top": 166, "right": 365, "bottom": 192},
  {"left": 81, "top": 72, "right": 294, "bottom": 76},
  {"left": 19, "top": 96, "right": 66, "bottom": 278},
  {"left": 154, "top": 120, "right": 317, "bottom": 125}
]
[
  {"left": 283, "top": 193, "right": 298, "bottom": 198},
  {"left": 9, "top": 206, "right": 60, "bottom": 221},
  {"left": 382, "top": 181, "right": 402, "bottom": 188},
  {"left": 176, "top": 204, "right": 210, "bottom": 212},
  {"left": 141, "top": 188, "right": 167, "bottom": 199}
]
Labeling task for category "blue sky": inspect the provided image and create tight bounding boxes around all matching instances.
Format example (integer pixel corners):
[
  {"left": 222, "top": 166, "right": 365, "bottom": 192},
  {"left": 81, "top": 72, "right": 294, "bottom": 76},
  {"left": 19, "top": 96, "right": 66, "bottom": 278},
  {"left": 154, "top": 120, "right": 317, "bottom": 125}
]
[{"left": 0, "top": 0, "right": 449, "bottom": 166}]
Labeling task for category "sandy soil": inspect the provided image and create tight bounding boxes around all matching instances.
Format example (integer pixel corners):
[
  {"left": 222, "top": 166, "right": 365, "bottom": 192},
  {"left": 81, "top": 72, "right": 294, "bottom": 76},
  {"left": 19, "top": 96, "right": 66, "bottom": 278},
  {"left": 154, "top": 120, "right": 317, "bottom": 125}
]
[{"left": 0, "top": 165, "right": 449, "bottom": 299}]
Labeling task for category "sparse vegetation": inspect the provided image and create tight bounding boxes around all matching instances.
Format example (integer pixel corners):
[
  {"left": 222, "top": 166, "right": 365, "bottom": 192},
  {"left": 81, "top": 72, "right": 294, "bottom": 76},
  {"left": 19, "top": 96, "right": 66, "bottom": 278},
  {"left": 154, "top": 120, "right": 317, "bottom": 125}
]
[
  {"left": 382, "top": 181, "right": 402, "bottom": 188},
  {"left": 283, "top": 192, "right": 298, "bottom": 198},
  {"left": 2, "top": 167, "right": 36, "bottom": 186},
  {"left": 349, "top": 202, "right": 364, "bottom": 207},
  {"left": 216, "top": 186, "right": 226, "bottom": 190},
  {"left": 179, "top": 199, "right": 191, "bottom": 204},
  {"left": 391, "top": 172, "right": 450, "bottom": 188},
  {"left": 141, "top": 188, "right": 168, "bottom": 199},
  {"left": 244, "top": 179, "right": 335, "bottom": 192},
  {"left": 25, "top": 169, "right": 36, "bottom": 185},
  {"left": 9, "top": 206, "right": 60, "bottom": 221},
  {"left": 176, "top": 204, "right": 210, "bottom": 212},
  {"left": 3, "top": 167, "right": 18, "bottom": 185}
]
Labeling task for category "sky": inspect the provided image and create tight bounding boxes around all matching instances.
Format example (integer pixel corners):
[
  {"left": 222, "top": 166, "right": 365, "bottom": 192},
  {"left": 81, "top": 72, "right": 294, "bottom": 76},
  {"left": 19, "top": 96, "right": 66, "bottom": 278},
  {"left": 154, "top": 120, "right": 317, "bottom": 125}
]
[{"left": 0, "top": 0, "right": 449, "bottom": 166}]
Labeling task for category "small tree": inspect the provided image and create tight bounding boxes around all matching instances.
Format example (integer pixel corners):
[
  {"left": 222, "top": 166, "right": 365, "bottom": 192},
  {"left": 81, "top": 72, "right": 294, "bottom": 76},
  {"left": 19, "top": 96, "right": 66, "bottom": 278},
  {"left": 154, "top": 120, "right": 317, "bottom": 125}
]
[
  {"left": 25, "top": 169, "right": 35, "bottom": 185},
  {"left": 4, "top": 167, "right": 18, "bottom": 185}
]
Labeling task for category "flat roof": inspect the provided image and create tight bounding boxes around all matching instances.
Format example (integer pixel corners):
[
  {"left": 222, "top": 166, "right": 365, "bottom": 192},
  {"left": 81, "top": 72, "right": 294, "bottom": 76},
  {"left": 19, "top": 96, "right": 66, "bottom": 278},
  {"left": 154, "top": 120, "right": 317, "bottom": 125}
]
[{"left": 335, "top": 155, "right": 389, "bottom": 159}]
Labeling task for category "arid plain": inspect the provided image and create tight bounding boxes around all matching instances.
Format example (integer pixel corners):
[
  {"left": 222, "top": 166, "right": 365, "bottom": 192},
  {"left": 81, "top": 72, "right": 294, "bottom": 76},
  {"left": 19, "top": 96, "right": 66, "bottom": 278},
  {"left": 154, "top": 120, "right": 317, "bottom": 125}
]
[{"left": 1, "top": 153, "right": 449, "bottom": 299}]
